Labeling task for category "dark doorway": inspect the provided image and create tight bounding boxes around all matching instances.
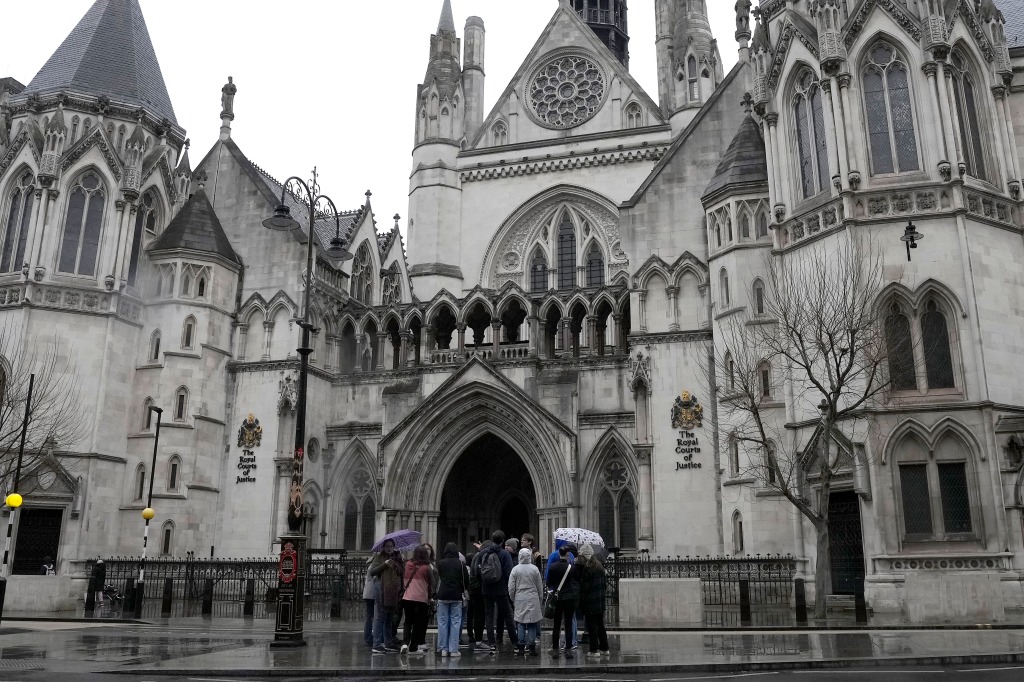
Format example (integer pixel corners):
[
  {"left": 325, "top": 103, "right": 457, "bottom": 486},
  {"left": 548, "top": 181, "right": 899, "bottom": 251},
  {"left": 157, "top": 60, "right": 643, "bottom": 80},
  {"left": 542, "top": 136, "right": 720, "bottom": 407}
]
[
  {"left": 13, "top": 508, "right": 63, "bottom": 575},
  {"left": 439, "top": 434, "right": 537, "bottom": 553},
  {"left": 828, "top": 491, "right": 865, "bottom": 595}
]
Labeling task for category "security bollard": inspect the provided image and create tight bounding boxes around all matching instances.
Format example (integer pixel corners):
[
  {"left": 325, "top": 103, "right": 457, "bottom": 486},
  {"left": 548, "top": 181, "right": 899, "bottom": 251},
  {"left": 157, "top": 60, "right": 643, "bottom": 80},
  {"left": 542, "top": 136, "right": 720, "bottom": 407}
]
[
  {"left": 794, "top": 578, "right": 808, "bottom": 625},
  {"left": 739, "top": 579, "right": 752, "bottom": 626},
  {"left": 161, "top": 578, "right": 173, "bottom": 617},
  {"left": 243, "top": 578, "right": 255, "bottom": 617},
  {"left": 202, "top": 579, "right": 214, "bottom": 616}
]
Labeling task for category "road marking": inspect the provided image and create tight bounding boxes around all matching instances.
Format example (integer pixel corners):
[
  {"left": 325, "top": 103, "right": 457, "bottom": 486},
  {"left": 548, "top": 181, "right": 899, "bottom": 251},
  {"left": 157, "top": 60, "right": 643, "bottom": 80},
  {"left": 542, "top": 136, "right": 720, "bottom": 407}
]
[
  {"left": 792, "top": 672, "right": 943, "bottom": 675},
  {"left": 957, "top": 666, "right": 1024, "bottom": 672}
]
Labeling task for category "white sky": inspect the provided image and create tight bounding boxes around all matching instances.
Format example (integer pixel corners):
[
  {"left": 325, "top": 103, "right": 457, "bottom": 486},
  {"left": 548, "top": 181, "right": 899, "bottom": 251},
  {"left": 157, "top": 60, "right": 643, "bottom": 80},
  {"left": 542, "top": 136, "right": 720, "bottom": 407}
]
[{"left": 3, "top": 0, "right": 738, "bottom": 234}]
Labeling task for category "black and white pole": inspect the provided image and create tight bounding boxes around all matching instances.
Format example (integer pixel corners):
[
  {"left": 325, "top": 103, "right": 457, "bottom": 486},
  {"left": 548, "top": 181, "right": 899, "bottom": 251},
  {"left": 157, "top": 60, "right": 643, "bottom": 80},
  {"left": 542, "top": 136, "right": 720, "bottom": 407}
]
[
  {"left": 0, "top": 373, "right": 35, "bottom": 628},
  {"left": 134, "top": 406, "right": 162, "bottom": 619}
]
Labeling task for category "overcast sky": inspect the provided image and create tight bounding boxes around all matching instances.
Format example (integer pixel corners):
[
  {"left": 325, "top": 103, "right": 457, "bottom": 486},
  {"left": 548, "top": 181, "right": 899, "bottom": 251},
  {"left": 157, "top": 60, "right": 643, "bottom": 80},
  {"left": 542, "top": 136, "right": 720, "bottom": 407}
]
[{"left": 3, "top": 0, "right": 737, "bottom": 234}]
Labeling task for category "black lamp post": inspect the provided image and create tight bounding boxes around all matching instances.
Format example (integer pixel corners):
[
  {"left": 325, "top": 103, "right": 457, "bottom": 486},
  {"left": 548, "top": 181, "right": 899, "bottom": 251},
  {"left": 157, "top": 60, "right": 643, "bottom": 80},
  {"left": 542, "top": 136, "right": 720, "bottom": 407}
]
[
  {"left": 134, "top": 405, "right": 162, "bottom": 618},
  {"left": 900, "top": 221, "right": 923, "bottom": 261},
  {"left": 263, "top": 168, "right": 351, "bottom": 646},
  {"left": 0, "top": 373, "right": 35, "bottom": 628}
]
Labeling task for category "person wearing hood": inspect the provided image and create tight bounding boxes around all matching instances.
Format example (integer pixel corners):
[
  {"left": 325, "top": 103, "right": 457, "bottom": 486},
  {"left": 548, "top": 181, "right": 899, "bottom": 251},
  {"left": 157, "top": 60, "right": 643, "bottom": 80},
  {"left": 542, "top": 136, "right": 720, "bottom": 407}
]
[
  {"left": 436, "top": 542, "right": 469, "bottom": 657},
  {"left": 545, "top": 544, "right": 581, "bottom": 658},
  {"left": 508, "top": 547, "right": 544, "bottom": 656},
  {"left": 576, "top": 543, "right": 609, "bottom": 657},
  {"left": 368, "top": 539, "right": 404, "bottom": 653}
]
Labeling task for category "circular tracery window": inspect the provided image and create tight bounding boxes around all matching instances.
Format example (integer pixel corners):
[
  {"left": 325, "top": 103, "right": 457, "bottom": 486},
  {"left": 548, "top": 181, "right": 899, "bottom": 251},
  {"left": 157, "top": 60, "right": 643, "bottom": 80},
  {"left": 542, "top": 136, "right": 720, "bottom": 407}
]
[{"left": 527, "top": 53, "right": 606, "bottom": 129}]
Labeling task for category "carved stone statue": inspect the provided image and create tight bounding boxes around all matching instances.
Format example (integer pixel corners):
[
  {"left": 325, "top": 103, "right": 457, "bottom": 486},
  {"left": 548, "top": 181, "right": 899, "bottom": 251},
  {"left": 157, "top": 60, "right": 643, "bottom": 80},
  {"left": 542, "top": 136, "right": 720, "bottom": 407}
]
[
  {"left": 279, "top": 371, "right": 298, "bottom": 413},
  {"left": 0, "top": 105, "right": 10, "bottom": 147},
  {"left": 735, "top": 0, "right": 752, "bottom": 35},
  {"left": 220, "top": 76, "right": 237, "bottom": 119}
]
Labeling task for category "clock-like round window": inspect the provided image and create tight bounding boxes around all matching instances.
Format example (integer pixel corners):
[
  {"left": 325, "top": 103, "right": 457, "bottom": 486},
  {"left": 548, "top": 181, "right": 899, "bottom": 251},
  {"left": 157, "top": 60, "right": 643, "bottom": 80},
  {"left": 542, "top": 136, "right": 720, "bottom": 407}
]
[{"left": 527, "top": 53, "right": 607, "bottom": 129}]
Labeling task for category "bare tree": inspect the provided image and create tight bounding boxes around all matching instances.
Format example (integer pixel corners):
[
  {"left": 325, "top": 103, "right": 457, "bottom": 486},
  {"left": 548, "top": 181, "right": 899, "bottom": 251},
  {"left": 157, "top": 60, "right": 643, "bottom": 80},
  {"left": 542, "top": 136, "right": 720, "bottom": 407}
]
[
  {"left": 0, "top": 321, "right": 87, "bottom": 495},
  {"left": 708, "top": 237, "right": 893, "bottom": 619}
]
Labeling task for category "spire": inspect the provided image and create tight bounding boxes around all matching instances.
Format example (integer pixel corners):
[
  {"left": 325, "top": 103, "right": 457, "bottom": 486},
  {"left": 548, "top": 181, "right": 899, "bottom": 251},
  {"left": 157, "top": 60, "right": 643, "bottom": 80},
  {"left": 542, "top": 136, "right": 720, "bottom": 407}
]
[
  {"left": 438, "top": 0, "right": 456, "bottom": 33},
  {"left": 150, "top": 188, "right": 240, "bottom": 265},
  {"left": 24, "top": 0, "right": 177, "bottom": 124}
]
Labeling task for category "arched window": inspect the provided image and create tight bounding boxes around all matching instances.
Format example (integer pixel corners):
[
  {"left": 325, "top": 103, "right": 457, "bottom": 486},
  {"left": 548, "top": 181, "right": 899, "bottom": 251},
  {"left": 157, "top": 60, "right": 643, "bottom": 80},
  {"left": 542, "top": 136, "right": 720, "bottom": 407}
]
[
  {"left": 530, "top": 249, "right": 548, "bottom": 293},
  {"left": 167, "top": 455, "right": 181, "bottom": 491},
  {"left": 135, "top": 464, "right": 147, "bottom": 500},
  {"left": 688, "top": 55, "right": 699, "bottom": 101},
  {"left": 342, "top": 463, "right": 376, "bottom": 550},
  {"left": 83, "top": 118, "right": 92, "bottom": 137},
  {"left": 740, "top": 214, "right": 750, "bottom": 239},
  {"left": 116, "top": 125, "right": 126, "bottom": 152},
  {"left": 143, "top": 398, "right": 155, "bottom": 430},
  {"left": 181, "top": 316, "right": 196, "bottom": 350},
  {"left": 949, "top": 50, "right": 987, "bottom": 180},
  {"left": 793, "top": 68, "right": 830, "bottom": 198},
  {"left": 557, "top": 213, "right": 576, "bottom": 289},
  {"left": 885, "top": 303, "right": 916, "bottom": 390},
  {"left": 150, "top": 330, "right": 161, "bottom": 362},
  {"left": 625, "top": 102, "right": 643, "bottom": 129},
  {"left": 343, "top": 496, "right": 359, "bottom": 549},
  {"left": 381, "top": 263, "right": 401, "bottom": 307},
  {"left": 350, "top": 242, "right": 374, "bottom": 304},
  {"left": 863, "top": 42, "right": 920, "bottom": 175},
  {"left": 361, "top": 496, "right": 376, "bottom": 550},
  {"left": 70, "top": 116, "right": 80, "bottom": 143},
  {"left": 127, "top": 191, "right": 157, "bottom": 288},
  {"left": 725, "top": 352, "right": 735, "bottom": 390},
  {"left": 921, "top": 300, "right": 954, "bottom": 389},
  {"left": 758, "top": 360, "right": 772, "bottom": 398},
  {"left": 197, "top": 277, "right": 207, "bottom": 298},
  {"left": 492, "top": 121, "right": 508, "bottom": 146},
  {"left": 160, "top": 521, "right": 174, "bottom": 555},
  {"left": 182, "top": 274, "right": 191, "bottom": 297},
  {"left": 726, "top": 217, "right": 733, "bottom": 242},
  {"left": 594, "top": 453, "right": 637, "bottom": 549},
  {"left": 714, "top": 218, "right": 721, "bottom": 247},
  {"left": 1, "top": 172, "right": 35, "bottom": 274},
  {"left": 585, "top": 243, "right": 604, "bottom": 287},
  {"left": 173, "top": 386, "right": 188, "bottom": 421},
  {"left": 757, "top": 212, "right": 769, "bottom": 238},
  {"left": 752, "top": 279, "right": 766, "bottom": 316},
  {"left": 732, "top": 511, "right": 744, "bottom": 553},
  {"left": 58, "top": 172, "right": 105, "bottom": 276},
  {"left": 728, "top": 435, "right": 740, "bottom": 475},
  {"left": 895, "top": 433, "right": 976, "bottom": 541},
  {"left": 720, "top": 269, "right": 730, "bottom": 307}
]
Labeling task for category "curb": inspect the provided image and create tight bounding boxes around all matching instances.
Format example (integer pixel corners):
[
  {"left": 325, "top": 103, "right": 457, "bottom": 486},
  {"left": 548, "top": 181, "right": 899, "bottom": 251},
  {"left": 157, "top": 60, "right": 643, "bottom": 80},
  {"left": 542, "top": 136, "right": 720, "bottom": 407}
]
[
  {"left": 104, "top": 652, "right": 1024, "bottom": 677},
  {"left": 6, "top": 616, "right": 148, "bottom": 625}
]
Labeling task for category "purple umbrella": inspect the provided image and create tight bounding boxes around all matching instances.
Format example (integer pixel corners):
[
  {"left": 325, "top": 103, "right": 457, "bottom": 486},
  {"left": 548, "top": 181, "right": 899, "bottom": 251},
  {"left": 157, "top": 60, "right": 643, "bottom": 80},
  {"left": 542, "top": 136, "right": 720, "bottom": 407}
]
[{"left": 371, "top": 528, "right": 422, "bottom": 553}]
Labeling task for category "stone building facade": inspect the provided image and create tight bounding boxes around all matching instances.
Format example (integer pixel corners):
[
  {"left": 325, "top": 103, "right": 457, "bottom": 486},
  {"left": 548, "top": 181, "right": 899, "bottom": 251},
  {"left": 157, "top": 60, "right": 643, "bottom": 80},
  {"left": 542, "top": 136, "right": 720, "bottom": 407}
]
[{"left": 1, "top": 0, "right": 1023, "bottom": 616}]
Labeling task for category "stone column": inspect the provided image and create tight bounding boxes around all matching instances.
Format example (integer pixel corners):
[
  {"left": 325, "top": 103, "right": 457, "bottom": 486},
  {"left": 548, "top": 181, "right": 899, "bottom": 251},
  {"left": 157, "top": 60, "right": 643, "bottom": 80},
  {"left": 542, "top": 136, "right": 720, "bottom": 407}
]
[
  {"left": 309, "top": 330, "right": 320, "bottom": 365},
  {"left": 666, "top": 286, "right": 680, "bottom": 332},
  {"left": 576, "top": 265, "right": 586, "bottom": 288},
  {"left": 937, "top": 59, "right": 963, "bottom": 171},
  {"left": 354, "top": 333, "right": 365, "bottom": 373},
  {"left": 110, "top": 201, "right": 133, "bottom": 284},
  {"left": 538, "top": 319, "right": 549, "bottom": 359},
  {"left": 527, "top": 316, "right": 539, "bottom": 357},
  {"left": 638, "top": 291, "right": 648, "bottom": 332},
  {"left": 991, "top": 86, "right": 1015, "bottom": 189},
  {"left": 236, "top": 323, "right": 249, "bottom": 360},
  {"left": 821, "top": 78, "right": 846, "bottom": 191},
  {"left": 635, "top": 444, "right": 654, "bottom": 550},
  {"left": 611, "top": 313, "right": 623, "bottom": 354},
  {"left": 262, "top": 321, "right": 274, "bottom": 360},
  {"left": 761, "top": 119, "right": 778, "bottom": 210},
  {"left": 585, "top": 316, "right": 597, "bottom": 356},
  {"left": 838, "top": 75, "right": 866, "bottom": 185},
  {"left": 457, "top": 323, "right": 467, "bottom": 353},
  {"left": 765, "top": 113, "right": 787, "bottom": 214},
  {"left": 376, "top": 332, "right": 388, "bottom": 371},
  {"left": 423, "top": 324, "right": 434, "bottom": 364},
  {"left": 491, "top": 320, "right": 502, "bottom": 356},
  {"left": 561, "top": 317, "right": 573, "bottom": 357},
  {"left": 400, "top": 331, "right": 411, "bottom": 367},
  {"left": 1000, "top": 85, "right": 1022, "bottom": 188},
  {"left": 923, "top": 62, "right": 952, "bottom": 176}
]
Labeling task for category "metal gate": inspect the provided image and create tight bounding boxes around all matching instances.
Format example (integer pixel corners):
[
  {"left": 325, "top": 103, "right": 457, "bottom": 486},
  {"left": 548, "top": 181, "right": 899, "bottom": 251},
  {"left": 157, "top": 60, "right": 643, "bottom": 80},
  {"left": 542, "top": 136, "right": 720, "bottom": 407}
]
[
  {"left": 13, "top": 508, "right": 63, "bottom": 575},
  {"left": 828, "top": 491, "right": 865, "bottom": 595}
]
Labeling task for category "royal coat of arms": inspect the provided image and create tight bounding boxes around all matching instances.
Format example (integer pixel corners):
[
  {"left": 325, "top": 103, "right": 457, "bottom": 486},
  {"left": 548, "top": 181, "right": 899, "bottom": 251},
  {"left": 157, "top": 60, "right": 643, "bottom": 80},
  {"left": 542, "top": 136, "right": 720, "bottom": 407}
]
[
  {"left": 237, "top": 413, "right": 263, "bottom": 448},
  {"left": 671, "top": 391, "right": 704, "bottom": 430}
]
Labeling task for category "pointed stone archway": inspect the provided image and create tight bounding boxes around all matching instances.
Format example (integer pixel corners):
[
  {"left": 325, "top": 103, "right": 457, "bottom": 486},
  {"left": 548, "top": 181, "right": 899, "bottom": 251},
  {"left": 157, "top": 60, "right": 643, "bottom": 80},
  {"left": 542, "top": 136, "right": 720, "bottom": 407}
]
[{"left": 380, "top": 358, "right": 576, "bottom": 549}]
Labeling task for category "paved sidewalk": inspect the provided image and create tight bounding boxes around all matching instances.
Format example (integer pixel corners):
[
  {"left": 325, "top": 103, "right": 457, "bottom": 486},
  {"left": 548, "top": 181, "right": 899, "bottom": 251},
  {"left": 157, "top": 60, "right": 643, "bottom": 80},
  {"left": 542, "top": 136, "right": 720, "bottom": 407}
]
[{"left": 2, "top": 619, "right": 1024, "bottom": 677}]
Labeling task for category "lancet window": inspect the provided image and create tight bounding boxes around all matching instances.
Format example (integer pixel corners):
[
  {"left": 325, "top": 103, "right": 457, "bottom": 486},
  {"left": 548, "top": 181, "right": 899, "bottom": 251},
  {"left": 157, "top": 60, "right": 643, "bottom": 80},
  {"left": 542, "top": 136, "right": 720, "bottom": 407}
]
[
  {"left": 58, "top": 172, "right": 105, "bottom": 276},
  {"left": 862, "top": 42, "right": 920, "bottom": 176},
  {"left": 793, "top": 68, "right": 830, "bottom": 198},
  {"left": 1, "top": 172, "right": 35, "bottom": 274}
]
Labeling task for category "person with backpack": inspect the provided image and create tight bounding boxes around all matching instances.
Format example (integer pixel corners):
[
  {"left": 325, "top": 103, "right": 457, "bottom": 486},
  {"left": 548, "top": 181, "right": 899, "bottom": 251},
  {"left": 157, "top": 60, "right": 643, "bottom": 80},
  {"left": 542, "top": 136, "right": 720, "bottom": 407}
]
[
  {"left": 480, "top": 531, "right": 518, "bottom": 652},
  {"left": 436, "top": 542, "right": 468, "bottom": 657},
  {"left": 369, "top": 539, "right": 404, "bottom": 654},
  {"left": 467, "top": 544, "right": 489, "bottom": 650},
  {"left": 400, "top": 545, "right": 436, "bottom": 655},
  {"left": 508, "top": 547, "right": 544, "bottom": 656},
  {"left": 545, "top": 544, "right": 580, "bottom": 658},
  {"left": 576, "top": 544, "right": 609, "bottom": 657}
]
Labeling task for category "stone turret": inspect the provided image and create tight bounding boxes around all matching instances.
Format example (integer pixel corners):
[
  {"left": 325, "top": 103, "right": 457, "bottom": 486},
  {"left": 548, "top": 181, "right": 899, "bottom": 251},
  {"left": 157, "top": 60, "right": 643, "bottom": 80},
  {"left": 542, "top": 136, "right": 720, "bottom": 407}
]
[
  {"left": 415, "top": 0, "right": 465, "bottom": 145},
  {"left": 39, "top": 104, "right": 67, "bottom": 185},
  {"left": 670, "top": 0, "right": 722, "bottom": 133},
  {"left": 463, "top": 16, "right": 486, "bottom": 142}
]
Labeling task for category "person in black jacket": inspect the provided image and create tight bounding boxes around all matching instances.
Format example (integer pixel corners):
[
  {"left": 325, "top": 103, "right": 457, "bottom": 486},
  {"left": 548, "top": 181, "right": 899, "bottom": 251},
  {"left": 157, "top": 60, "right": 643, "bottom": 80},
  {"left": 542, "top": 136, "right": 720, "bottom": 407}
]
[
  {"left": 91, "top": 558, "right": 106, "bottom": 604},
  {"left": 577, "top": 544, "right": 609, "bottom": 656},
  {"left": 545, "top": 544, "right": 580, "bottom": 658},
  {"left": 436, "top": 543, "right": 468, "bottom": 657},
  {"left": 480, "top": 530, "right": 518, "bottom": 651}
]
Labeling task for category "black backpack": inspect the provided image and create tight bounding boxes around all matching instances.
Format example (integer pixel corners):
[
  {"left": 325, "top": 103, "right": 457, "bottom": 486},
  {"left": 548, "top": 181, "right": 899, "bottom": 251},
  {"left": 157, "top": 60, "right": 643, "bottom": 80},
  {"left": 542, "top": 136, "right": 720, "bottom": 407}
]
[{"left": 478, "top": 549, "right": 502, "bottom": 585}]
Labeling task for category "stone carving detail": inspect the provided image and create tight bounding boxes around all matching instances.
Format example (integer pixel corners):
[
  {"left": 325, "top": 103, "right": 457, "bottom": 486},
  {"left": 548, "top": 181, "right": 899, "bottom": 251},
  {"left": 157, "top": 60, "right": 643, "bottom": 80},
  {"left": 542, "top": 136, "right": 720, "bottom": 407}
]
[
  {"left": 527, "top": 53, "right": 607, "bottom": 129},
  {"left": 237, "top": 413, "right": 263, "bottom": 448},
  {"left": 965, "top": 192, "right": 1013, "bottom": 225},
  {"left": 279, "top": 372, "right": 299, "bottom": 412},
  {"left": 629, "top": 350, "right": 651, "bottom": 394},
  {"left": 670, "top": 391, "right": 704, "bottom": 430},
  {"left": 501, "top": 252, "right": 520, "bottom": 271},
  {"left": 845, "top": 0, "right": 921, "bottom": 49}
]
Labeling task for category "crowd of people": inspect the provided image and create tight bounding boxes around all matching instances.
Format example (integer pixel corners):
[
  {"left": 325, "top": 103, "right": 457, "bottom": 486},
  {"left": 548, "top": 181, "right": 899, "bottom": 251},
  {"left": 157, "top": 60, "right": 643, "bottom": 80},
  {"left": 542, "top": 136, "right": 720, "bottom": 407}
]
[{"left": 362, "top": 530, "right": 610, "bottom": 658}]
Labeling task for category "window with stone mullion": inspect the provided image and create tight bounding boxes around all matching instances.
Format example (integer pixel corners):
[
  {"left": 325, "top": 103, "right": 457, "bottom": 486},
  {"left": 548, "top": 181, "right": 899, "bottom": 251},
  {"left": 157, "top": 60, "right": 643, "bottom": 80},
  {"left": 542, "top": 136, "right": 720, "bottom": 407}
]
[
  {"left": 952, "top": 74, "right": 987, "bottom": 181},
  {"left": 1, "top": 180, "right": 34, "bottom": 274},
  {"left": 557, "top": 215, "right": 576, "bottom": 290}
]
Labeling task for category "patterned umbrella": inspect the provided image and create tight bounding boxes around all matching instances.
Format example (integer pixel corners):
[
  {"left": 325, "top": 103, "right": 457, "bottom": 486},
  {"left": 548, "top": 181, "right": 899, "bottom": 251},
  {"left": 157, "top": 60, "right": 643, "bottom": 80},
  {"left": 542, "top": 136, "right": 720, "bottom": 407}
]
[
  {"left": 371, "top": 528, "right": 422, "bottom": 553},
  {"left": 553, "top": 527, "right": 605, "bottom": 547}
]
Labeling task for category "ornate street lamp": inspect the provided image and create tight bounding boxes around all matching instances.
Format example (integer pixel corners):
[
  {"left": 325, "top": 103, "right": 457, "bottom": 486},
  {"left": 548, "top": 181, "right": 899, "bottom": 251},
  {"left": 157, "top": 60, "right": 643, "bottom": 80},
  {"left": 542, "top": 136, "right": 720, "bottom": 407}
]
[
  {"left": 134, "top": 405, "right": 162, "bottom": 618},
  {"left": 900, "top": 221, "right": 923, "bottom": 262},
  {"left": 262, "top": 168, "right": 352, "bottom": 646}
]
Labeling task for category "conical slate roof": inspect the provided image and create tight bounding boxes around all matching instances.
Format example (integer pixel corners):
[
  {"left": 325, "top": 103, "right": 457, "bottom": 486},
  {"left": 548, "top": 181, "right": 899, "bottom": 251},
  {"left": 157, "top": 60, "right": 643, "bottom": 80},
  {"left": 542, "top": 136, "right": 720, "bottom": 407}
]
[
  {"left": 25, "top": 0, "right": 177, "bottom": 124},
  {"left": 149, "top": 189, "right": 239, "bottom": 264},
  {"left": 702, "top": 115, "right": 768, "bottom": 201}
]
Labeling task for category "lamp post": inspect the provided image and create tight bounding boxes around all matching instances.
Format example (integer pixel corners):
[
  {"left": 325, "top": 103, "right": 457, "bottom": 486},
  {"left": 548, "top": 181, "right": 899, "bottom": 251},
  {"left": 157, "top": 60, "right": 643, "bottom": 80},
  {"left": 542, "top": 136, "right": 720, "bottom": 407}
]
[
  {"left": 0, "top": 373, "right": 35, "bottom": 628},
  {"left": 262, "top": 168, "right": 351, "bottom": 646},
  {"left": 900, "top": 221, "right": 923, "bottom": 261},
  {"left": 134, "top": 405, "right": 162, "bottom": 619}
]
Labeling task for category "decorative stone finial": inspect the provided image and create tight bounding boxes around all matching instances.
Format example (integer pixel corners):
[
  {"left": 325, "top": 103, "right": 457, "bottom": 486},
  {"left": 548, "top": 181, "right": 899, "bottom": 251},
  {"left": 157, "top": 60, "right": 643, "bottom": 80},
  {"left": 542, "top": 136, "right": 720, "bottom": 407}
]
[{"left": 393, "top": 214, "right": 401, "bottom": 228}]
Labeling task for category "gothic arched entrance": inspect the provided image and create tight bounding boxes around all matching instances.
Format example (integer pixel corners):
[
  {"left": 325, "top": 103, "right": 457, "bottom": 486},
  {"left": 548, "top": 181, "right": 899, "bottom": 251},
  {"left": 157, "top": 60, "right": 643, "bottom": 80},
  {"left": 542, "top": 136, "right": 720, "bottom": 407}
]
[{"left": 438, "top": 434, "right": 537, "bottom": 550}]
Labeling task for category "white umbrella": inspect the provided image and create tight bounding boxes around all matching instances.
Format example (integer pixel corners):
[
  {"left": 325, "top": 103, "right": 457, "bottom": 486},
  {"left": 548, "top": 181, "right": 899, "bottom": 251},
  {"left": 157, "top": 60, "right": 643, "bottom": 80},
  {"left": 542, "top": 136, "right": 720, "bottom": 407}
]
[{"left": 553, "top": 527, "right": 605, "bottom": 547}]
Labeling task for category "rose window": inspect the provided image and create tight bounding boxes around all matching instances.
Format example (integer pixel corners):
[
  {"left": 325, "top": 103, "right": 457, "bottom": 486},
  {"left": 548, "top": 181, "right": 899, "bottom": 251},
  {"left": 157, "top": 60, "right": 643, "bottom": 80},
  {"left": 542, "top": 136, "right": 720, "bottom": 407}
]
[{"left": 528, "top": 54, "right": 606, "bottom": 129}]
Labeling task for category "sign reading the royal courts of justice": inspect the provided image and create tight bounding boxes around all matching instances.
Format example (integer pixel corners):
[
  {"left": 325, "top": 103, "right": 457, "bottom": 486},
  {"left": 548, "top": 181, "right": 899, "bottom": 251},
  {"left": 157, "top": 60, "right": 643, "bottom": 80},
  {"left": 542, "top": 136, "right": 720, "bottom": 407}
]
[
  {"left": 236, "top": 413, "right": 262, "bottom": 484},
  {"left": 671, "top": 391, "right": 704, "bottom": 471}
]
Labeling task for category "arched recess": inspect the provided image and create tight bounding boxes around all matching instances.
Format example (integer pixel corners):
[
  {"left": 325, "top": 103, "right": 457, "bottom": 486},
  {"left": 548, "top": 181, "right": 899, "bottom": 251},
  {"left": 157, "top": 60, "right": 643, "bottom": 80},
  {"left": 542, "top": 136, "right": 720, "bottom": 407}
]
[
  {"left": 382, "top": 375, "right": 574, "bottom": 521},
  {"left": 582, "top": 427, "right": 639, "bottom": 549},
  {"left": 329, "top": 439, "right": 379, "bottom": 550}
]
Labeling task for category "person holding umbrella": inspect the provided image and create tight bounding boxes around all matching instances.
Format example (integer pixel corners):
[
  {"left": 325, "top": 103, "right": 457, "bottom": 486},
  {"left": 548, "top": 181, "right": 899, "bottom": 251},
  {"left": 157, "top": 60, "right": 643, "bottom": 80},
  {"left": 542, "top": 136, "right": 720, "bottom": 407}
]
[{"left": 369, "top": 536, "right": 407, "bottom": 653}]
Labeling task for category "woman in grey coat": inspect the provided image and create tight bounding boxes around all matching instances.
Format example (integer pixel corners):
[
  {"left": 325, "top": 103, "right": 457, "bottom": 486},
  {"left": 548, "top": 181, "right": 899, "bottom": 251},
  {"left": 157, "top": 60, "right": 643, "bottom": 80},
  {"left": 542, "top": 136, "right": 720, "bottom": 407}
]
[{"left": 508, "top": 547, "right": 544, "bottom": 656}]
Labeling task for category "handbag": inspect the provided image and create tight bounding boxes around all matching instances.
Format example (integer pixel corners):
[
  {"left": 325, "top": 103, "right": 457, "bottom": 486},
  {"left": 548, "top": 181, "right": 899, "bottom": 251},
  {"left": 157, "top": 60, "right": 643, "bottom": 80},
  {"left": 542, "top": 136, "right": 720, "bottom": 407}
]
[{"left": 544, "top": 563, "right": 571, "bottom": 619}]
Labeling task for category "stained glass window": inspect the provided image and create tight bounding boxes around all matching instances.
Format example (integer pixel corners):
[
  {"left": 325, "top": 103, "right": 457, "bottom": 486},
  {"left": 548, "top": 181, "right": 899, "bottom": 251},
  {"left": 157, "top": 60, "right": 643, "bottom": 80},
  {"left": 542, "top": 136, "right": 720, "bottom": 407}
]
[
  {"left": 382, "top": 264, "right": 401, "bottom": 307},
  {"left": 885, "top": 306, "right": 916, "bottom": 390},
  {"left": 757, "top": 212, "right": 769, "bottom": 238},
  {"left": 619, "top": 489, "right": 637, "bottom": 549},
  {"left": 863, "top": 42, "right": 919, "bottom": 175},
  {"left": 922, "top": 301, "right": 954, "bottom": 389},
  {"left": 58, "top": 172, "right": 105, "bottom": 276},
  {"left": 938, "top": 462, "right": 971, "bottom": 534},
  {"left": 950, "top": 51, "right": 987, "bottom": 180},
  {"left": 557, "top": 214, "right": 576, "bottom": 289},
  {"left": 625, "top": 102, "right": 643, "bottom": 129},
  {"left": 900, "top": 463, "right": 933, "bottom": 536},
  {"left": 361, "top": 496, "right": 376, "bottom": 550},
  {"left": 344, "top": 496, "right": 359, "bottom": 549},
  {"left": 1, "top": 172, "right": 34, "bottom": 274},
  {"left": 598, "top": 489, "right": 615, "bottom": 545},
  {"left": 530, "top": 250, "right": 548, "bottom": 292},
  {"left": 740, "top": 214, "right": 750, "bottom": 239},
  {"left": 793, "top": 69, "right": 829, "bottom": 198},
  {"left": 585, "top": 243, "right": 604, "bottom": 287},
  {"left": 350, "top": 242, "right": 374, "bottom": 304}
]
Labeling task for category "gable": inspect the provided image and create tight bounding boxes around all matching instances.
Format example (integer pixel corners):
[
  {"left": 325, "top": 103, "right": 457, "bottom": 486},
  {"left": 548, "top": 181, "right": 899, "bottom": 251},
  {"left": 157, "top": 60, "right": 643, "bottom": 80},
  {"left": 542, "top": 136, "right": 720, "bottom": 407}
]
[{"left": 471, "top": 4, "right": 663, "bottom": 150}]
